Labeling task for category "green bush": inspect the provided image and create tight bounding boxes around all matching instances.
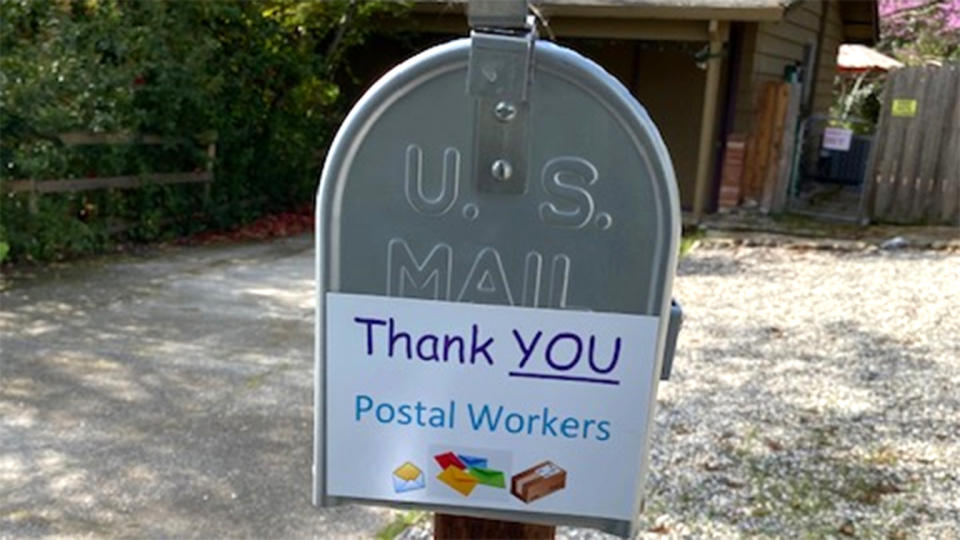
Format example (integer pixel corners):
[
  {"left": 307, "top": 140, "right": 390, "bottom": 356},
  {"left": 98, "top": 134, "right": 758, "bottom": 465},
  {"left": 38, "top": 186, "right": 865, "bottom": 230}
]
[{"left": 0, "top": 0, "right": 407, "bottom": 262}]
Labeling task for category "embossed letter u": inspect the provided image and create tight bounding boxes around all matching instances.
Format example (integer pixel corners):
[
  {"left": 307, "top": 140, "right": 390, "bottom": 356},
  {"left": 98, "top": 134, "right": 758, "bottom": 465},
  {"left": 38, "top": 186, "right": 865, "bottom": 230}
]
[{"left": 404, "top": 144, "right": 460, "bottom": 216}]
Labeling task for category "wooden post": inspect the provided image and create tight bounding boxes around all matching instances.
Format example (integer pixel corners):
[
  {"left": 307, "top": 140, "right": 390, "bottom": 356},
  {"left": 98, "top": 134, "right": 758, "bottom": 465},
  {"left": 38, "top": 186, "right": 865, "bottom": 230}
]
[
  {"left": 772, "top": 81, "right": 802, "bottom": 212},
  {"left": 204, "top": 140, "right": 216, "bottom": 204},
  {"left": 692, "top": 20, "right": 724, "bottom": 221},
  {"left": 433, "top": 514, "right": 554, "bottom": 539},
  {"left": 28, "top": 178, "right": 38, "bottom": 214},
  {"left": 759, "top": 82, "right": 790, "bottom": 213}
]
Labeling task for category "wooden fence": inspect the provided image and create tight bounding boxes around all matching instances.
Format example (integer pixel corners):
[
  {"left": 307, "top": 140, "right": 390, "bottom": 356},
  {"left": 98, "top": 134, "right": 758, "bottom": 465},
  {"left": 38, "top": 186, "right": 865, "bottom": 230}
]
[
  {"left": 3, "top": 131, "right": 216, "bottom": 214},
  {"left": 864, "top": 64, "right": 960, "bottom": 225}
]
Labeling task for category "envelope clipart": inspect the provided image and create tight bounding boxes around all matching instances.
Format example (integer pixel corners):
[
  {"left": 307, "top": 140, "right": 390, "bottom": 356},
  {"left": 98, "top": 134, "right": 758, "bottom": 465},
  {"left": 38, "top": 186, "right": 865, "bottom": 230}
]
[
  {"left": 457, "top": 454, "right": 488, "bottom": 469},
  {"left": 436, "top": 465, "right": 479, "bottom": 496},
  {"left": 434, "top": 451, "right": 466, "bottom": 471},
  {"left": 393, "top": 462, "right": 425, "bottom": 494},
  {"left": 468, "top": 467, "right": 505, "bottom": 488}
]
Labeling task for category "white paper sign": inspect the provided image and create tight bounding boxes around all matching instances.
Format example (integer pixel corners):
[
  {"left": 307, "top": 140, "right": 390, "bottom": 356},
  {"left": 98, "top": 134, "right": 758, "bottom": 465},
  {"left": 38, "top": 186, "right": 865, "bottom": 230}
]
[
  {"left": 822, "top": 127, "right": 853, "bottom": 151},
  {"left": 325, "top": 292, "right": 661, "bottom": 521}
]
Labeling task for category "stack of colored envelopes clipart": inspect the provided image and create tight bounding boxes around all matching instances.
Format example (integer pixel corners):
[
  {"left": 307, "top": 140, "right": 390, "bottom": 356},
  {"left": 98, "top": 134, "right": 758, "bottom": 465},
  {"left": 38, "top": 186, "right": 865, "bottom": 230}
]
[{"left": 434, "top": 451, "right": 506, "bottom": 497}]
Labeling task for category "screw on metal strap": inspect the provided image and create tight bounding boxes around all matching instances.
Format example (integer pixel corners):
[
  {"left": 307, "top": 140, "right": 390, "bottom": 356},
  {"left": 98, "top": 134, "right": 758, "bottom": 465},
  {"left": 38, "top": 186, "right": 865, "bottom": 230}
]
[{"left": 467, "top": 0, "right": 535, "bottom": 195}]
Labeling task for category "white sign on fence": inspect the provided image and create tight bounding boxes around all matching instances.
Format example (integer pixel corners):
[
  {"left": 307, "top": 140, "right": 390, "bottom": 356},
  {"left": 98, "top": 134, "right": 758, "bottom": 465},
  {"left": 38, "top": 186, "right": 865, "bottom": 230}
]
[
  {"left": 325, "top": 292, "right": 660, "bottom": 522},
  {"left": 822, "top": 127, "right": 854, "bottom": 152}
]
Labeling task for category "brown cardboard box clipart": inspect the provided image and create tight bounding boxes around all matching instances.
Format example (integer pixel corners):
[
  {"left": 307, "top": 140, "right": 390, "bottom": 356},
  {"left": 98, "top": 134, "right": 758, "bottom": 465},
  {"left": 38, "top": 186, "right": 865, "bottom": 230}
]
[{"left": 510, "top": 461, "right": 566, "bottom": 503}]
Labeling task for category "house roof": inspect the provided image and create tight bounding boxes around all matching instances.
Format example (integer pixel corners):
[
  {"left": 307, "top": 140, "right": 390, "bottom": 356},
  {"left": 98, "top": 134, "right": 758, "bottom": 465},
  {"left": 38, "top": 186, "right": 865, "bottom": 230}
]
[
  {"left": 413, "top": 1, "right": 878, "bottom": 41},
  {"left": 415, "top": 0, "right": 795, "bottom": 21},
  {"left": 837, "top": 44, "right": 903, "bottom": 72}
]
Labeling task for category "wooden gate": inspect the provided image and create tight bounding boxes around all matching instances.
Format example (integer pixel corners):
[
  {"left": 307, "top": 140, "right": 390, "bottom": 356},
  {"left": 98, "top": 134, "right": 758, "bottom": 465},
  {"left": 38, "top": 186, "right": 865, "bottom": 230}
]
[{"left": 864, "top": 64, "right": 960, "bottom": 225}]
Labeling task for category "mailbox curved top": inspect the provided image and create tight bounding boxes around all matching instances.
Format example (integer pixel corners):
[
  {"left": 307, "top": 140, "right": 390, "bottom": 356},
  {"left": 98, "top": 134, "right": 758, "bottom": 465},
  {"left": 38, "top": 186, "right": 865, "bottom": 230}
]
[{"left": 317, "top": 37, "right": 680, "bottom": 317}]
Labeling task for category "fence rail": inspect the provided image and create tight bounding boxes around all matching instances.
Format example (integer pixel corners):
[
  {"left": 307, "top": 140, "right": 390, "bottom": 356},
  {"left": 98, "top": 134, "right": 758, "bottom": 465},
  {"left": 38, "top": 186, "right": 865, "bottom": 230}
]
[
  {"left": 864, "top": 64, "right": 960, "bottom": 225},
  {"left": 1, "top": 132, "right": 216, "bottom": 213},
  {"left": 5, "top": 172, "right": 212, "bottom": 194}
]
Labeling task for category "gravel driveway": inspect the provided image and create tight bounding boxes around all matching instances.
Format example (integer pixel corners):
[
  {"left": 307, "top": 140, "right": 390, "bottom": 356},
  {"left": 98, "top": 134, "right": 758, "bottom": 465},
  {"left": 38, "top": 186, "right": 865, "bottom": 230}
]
[
  {"left": 411, "top": 243, "right": 960, "bottom": 539},
  {"left": 2, "top": 237, "right": 958, "bottom": 538},
  {"left": 629, "top": 244, "right": 960, "bottom": 538}
]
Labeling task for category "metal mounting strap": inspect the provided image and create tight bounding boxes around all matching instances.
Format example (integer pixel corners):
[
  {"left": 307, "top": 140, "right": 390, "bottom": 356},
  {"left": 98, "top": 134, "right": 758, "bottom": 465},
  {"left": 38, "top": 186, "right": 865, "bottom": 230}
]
[
  {"left": 468, "top": 0, "right": 528, "bottom": 31},
  {"left": 467, "top": 1, "right": 535, "bottom": 194}
]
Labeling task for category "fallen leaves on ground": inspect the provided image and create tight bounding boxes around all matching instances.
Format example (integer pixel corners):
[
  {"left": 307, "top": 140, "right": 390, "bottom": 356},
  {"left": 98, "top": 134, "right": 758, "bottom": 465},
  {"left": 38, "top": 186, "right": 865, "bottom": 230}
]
[{"left": 181, "top": 205, "right": 313, "bottom": 245}]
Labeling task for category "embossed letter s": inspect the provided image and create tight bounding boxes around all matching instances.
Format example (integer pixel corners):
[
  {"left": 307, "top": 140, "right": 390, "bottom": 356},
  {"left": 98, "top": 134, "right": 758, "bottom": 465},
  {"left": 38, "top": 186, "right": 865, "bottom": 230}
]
[{"left": 538, "top": 157, "right": 598, "bottom": 228}]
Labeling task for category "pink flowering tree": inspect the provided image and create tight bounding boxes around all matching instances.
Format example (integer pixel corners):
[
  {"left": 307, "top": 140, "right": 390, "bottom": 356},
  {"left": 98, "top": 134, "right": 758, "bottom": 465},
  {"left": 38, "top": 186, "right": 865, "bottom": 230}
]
[{"left": 879, "top": 0, "right": 960, "bottom": 64}]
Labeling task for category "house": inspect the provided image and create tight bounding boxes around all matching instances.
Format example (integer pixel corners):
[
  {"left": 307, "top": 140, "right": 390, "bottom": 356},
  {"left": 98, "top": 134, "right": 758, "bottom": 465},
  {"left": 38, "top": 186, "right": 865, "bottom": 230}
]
[{"left": 360, "top": 0, "right": 878, "bottom": 220}]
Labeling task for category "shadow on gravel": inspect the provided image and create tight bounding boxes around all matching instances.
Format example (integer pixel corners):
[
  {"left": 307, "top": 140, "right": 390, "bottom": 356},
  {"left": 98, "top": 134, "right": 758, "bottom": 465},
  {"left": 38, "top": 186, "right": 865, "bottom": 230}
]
[
  {"left": 0, "top": 238, "right": 391, "bottom": 538},
  {"left": 651, "top": 314, "right": 955, "bottom": 537},
  {"left": 676, "top": 255, "right": 745, "bottom": 277}
]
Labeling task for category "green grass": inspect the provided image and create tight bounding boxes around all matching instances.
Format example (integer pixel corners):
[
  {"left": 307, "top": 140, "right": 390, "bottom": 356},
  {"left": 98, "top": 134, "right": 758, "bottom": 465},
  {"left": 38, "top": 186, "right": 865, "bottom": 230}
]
[
  {"left": 243, "top": 363, "right": 292, "bottom": 390},
  {"left": 680, "top": 228, "right": 706, "bottom": 258},
  {"left": 375, "top": 511, "right": 428, "bottom": 540}
]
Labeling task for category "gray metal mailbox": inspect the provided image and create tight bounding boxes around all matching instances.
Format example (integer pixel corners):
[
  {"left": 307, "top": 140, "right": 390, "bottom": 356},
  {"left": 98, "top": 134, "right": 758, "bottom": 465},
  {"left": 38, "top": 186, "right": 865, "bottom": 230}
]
[{"left": 315, "top": 10, "right": 681, "bottom": 537}]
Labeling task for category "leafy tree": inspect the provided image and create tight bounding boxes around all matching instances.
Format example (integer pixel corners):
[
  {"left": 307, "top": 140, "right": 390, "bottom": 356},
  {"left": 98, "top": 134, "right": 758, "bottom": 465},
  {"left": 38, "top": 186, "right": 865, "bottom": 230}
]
[
  {"left": 0, "top": 0, "right": 408, "bottom": 262},
  {"left": 878, "top": 0, "right": 960, "bottom": 64}
]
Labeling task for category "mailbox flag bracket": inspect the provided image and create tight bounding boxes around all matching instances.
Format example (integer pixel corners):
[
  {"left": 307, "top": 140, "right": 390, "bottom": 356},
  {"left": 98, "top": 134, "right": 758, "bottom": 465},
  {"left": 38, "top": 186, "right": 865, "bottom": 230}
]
[{"left": 467, "top": 3, "right": 535, "bottom": 195}]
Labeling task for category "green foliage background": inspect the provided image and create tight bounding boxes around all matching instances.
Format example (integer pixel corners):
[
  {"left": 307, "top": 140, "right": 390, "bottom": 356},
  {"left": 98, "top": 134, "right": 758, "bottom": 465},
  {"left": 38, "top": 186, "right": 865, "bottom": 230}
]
[{"left": 0, "top": 0, "right": 406, "bottom": 262}]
